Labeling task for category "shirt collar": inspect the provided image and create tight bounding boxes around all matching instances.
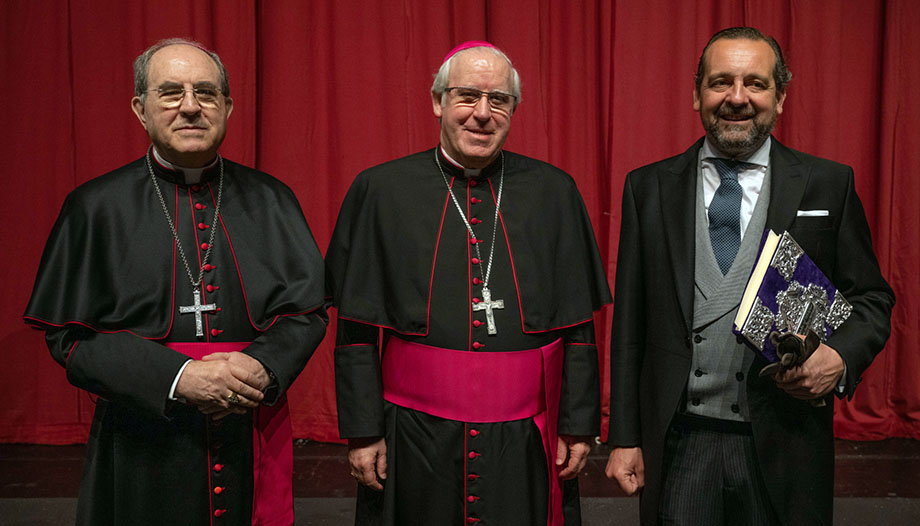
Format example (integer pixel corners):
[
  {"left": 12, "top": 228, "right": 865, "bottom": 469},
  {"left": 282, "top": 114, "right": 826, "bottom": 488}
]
[
  {"left": 440, "top": 145, "right": 484, "bottom": 178},
  {"left": 701, "top": 136, "right": 772, "bottom": 168},
  {"left": 152, "top": 147, "right": 219, "bottom": 184}
]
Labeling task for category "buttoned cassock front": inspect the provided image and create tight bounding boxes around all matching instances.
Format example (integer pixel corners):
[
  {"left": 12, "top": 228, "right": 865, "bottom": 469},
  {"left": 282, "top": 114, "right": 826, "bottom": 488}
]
[
  {"left": 327, "top": 148, "right": 611, "bottom": 526},
  {"left": 25, "top": 156, "right": 327, "bottom": 526}
]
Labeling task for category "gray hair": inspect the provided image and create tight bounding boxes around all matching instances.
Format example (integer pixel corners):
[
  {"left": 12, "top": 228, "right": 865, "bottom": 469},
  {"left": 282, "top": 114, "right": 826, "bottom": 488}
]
[
  {"left": 431, "top": 46, "right": 522, "bottom": 110},
  {"left": 695, "top": 27, "right": 792, "bottom": 94},
  {"left": 133, "top": 38, "right": 230, "bottom": 101}
]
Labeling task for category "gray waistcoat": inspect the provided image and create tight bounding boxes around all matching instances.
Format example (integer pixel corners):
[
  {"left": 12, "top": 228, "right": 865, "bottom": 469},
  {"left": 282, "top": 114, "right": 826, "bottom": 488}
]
[{"left": 684, "top": 161, "right": 771, "bottom": 421}]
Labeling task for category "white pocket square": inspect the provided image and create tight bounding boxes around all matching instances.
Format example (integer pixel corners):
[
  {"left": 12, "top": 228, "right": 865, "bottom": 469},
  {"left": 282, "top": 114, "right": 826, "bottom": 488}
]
[{"left": 797, "top": 210, "right": 829, "bottom": 217}]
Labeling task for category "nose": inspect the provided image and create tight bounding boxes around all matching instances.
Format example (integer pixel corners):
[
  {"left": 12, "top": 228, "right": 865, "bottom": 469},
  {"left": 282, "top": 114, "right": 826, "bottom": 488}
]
[
  {"left": 726, "top": 80, "right": 749, "bottom": 105},
  {"left": 178, "top": 89, "right": 202, "bottom": 114},
  {"left": 472, "top": 94, "right": 492, "bottom": 121}
]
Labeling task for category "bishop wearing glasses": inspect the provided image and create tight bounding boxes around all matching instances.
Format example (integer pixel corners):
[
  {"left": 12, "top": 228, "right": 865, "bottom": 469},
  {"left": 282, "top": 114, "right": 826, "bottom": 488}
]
[
  {"left": 326, "top": 42, "right": 611, "bottom": 526},
  {"left": 24, "top": 39, "right": 326, "bottom": 525}
]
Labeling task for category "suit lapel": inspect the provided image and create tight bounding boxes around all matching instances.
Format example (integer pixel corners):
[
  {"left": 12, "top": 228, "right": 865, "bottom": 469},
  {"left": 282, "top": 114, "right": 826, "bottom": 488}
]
[
  {"left": 765, "top": 137, "right": 808, "bottom": 232},
  {"left": 659, "top": 139, "right": 703, "bottom": 330}
]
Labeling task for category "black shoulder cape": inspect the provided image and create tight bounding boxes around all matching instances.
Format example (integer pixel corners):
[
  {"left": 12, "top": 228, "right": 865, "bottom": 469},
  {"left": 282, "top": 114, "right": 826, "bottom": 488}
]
[
  {"left": 25, "top": 156, "right": 324, "bottom": 337},
  {"left": 326, "top": 148, "right": 611, "bottom": 334}
]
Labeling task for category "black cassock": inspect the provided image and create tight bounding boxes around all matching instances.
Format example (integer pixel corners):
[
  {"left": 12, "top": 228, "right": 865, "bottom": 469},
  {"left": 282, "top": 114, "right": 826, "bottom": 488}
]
[
  {"left": 24, "top": 155, "right": 327, "bottom": 526},
  {"left": 326, "top": 148, "right": 611, "bottom": 526}
]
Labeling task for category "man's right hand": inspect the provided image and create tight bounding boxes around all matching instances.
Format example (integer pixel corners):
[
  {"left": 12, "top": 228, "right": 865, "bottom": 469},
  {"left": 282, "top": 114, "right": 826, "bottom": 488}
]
[
  {"left": 348, "top": 437, "right": 387, "bottom": 491},
  {"left": 175, "top": 359, "right": 265, "bottom": 414},
  {"left": 605, "top": 446, "right": 645, "bottom": 496}
]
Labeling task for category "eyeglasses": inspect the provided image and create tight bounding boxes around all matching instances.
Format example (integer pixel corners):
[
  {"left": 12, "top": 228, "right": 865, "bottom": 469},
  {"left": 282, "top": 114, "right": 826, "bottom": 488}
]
[
  {"left": 147, "top": 85, "right": 224, "bottom": 109},
  {"left": 445, "top": 87, "right": 517, "bottom": 113}
]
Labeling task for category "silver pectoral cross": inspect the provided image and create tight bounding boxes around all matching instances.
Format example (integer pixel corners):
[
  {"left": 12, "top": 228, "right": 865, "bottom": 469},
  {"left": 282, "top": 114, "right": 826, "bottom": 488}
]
[
  {"left": 178, "top": 288, "right": 217, "bottom": 337},
  {"left": 472, "top": 286, "right": 504, "bottom": 335}
]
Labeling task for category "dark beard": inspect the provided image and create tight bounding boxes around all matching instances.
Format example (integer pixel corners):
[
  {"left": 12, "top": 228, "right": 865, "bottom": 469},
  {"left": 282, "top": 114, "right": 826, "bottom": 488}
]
[{"left": 706, "top": 111, "right": 776, "bottom": 158}]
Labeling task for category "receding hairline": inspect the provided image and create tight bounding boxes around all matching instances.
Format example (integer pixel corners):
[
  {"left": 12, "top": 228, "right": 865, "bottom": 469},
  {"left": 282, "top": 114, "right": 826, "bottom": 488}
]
[
  {"left": 148, "top": 43, "right": 223, "bottom": 77},
  {"left": 695, "top": 28, "right": 791, "bottom": 94},
  {"left": 700, "top": 38, "right": 775, "bottom": 75}
]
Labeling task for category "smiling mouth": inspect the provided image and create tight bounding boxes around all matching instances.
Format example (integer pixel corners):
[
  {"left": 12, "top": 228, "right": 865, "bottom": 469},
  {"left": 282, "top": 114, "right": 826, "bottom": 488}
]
[{"left": 719, "top": 114, "right": 753, "bottom": 122}]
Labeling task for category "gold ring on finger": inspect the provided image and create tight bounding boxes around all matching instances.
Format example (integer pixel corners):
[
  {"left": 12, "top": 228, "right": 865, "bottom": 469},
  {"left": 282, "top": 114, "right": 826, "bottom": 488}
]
[{"left": 227, "top": 391, "right": 241, "bottom": 404}]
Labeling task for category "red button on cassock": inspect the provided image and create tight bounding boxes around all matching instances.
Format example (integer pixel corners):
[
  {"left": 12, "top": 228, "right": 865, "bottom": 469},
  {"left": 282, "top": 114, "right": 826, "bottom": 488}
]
[
  {"left": 211, "top": 328, "right": 223, "bottom": 337},
  {"left": 470, "top": 238, "right": 479, "bottom": 245},
  {"left": 467, "top": 495, "right": 480, "bottom": 503},
  {"left": 195, "top": 203, "right": 206, "bottom": 210},
  {"left": 472, "top": 342, "right": 483, "bottom": 350},
  {"left": 469, "top": 429, "right": 479, "bottom": 437},
  {"left": 214, "top": 486, "right": 224, "bottom": 494},
  {"left": 198, "top": 222, "right": 209, "bottom": 230},
  {"left": 204, "top": 264, "right": 216, "bottom": 271},
  {"left": 471, "top": 258, "right": 480, "bottom": 265},
  {"left": 473, "top": 320, "right": 482, "bottom": 328},
  {"left": 470, "top": 218, "right": 482, "bottom": 225},
  {"left": 471, "top": 197, "right": 481, "bottom": 204},
  {"left": 213, "top": 464, "right": 224, "bottom": 472},
  {"left": 472, "top": 277, "right": 481, "bottom": 285},
  {"left": 207, "top": 285, "right": 219, "bottom": 292},
  {"left": 467, "top": 518, "right": 481, "bottom": 524},
  {"left": 213, "top": 509, "right": 226, "bottom": 517},
  {"left": 467, "top": 473, "right": 480, "bottom": 480},
  {"left": 469, "top": 180, "right": 478, "bottom": 187},
  {"left": 468, "top": 451, "right": 480, "bottom": 459},
  {"left": 472, "top": 297, "right": 480, "bottom": 304},
  {"left": 200, "top": 242, "right": 210, "bottom": 250}
]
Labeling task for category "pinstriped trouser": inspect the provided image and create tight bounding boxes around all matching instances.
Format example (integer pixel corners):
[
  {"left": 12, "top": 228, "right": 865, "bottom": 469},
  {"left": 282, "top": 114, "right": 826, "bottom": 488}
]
[{"left": 658, "top": 420, "right": 779, "bottom": 526}]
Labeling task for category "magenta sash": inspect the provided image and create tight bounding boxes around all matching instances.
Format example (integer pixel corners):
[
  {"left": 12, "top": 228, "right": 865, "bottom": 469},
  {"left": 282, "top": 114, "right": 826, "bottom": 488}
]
[
  {"left": 381, "top": 337, "right": 566, "bottom": 526},
  {"left": 167, "top": 342, "right": 293, "bottom": 526}
]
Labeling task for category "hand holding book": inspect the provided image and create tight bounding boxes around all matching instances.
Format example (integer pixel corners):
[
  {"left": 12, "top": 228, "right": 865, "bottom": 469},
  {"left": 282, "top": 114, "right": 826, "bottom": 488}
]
[{"left": 771, "top": 341, "right": 846, "bottom": 403}]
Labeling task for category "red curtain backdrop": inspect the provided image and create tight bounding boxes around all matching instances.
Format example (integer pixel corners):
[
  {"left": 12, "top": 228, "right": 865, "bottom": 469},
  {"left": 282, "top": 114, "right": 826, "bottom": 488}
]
[{"left": 1, "top": 0, "right": 917, "bottom": 444}]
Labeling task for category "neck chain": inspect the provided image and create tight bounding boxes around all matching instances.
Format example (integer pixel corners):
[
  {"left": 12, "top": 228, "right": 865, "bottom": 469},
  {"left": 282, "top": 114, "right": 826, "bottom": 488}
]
[
  {"left": 435, "top": 150, "right": 506, "bottom": 335},
  {"left": 145, "top": 150, "right": 225, "bottom": 336}
]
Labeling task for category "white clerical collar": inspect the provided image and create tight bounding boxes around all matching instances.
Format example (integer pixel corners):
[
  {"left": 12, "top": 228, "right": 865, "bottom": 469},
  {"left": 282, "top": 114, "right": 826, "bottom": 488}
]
[
  {"left": 152, "top": 147, "right": 219, "bottom": 184},
  {"left": 701, "top": 136, "right": 772, "bottom": 167},
  {"left": 440, "top": 146, "right": 483, "bottom": 178}
]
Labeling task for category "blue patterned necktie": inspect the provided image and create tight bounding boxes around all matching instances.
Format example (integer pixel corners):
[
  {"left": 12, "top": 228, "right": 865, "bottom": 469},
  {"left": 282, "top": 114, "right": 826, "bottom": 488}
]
[{"left": 708, "top": 158, "right": 746, "bottom": 274}]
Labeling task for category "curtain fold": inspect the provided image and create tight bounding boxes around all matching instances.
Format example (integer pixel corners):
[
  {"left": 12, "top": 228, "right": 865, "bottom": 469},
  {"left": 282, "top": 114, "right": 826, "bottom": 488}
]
[{"left": 1, "top": 0, "right": 916, "bottom": 444}]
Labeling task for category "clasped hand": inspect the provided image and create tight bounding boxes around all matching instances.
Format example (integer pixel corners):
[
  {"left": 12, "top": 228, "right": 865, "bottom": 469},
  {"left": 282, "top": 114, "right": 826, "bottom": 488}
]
[
  {"left": 771, "top": 341, "right": 845, "bottom": 400},
  {"left": 174, "top": 352, "right": 271, "bottom": 419}
]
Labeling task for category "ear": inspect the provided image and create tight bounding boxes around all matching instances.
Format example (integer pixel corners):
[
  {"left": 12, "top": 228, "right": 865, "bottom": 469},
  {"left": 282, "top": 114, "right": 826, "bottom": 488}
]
[
  {"left": 224, "top": 97, "right": 234, "bottom": 119},
  {"left": 692, "top": 87, "right": 701, "bottom": 112},
  {"left": 432, "top": 91, "right": 444, "bottom": 119},
  {"left": 775, "top": 90, "right": 786, "bottom": 115},
  {"left": 131, "top": 96, "right": 148, "bottom": 128}
]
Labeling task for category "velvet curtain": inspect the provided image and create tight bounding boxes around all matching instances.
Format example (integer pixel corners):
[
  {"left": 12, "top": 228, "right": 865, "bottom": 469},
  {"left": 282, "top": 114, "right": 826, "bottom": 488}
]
[{"left": 1, "top": 0, "right": 917, "bottom": 444}]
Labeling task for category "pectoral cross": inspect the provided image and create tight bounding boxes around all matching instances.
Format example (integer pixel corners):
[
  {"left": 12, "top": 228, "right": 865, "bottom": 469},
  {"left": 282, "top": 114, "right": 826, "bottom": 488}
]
[
  {"left": 179, "top": 288, "right": 217, "bottom": 337},
  {"left": 472, "top": 286, "right": 504, "bottom": 335}
]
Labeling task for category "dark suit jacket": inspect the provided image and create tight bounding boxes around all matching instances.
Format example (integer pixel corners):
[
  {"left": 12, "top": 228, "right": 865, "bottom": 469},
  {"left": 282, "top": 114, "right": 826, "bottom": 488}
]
[{"left": 608, "top": 137, "right": 894, "bottom": 526}]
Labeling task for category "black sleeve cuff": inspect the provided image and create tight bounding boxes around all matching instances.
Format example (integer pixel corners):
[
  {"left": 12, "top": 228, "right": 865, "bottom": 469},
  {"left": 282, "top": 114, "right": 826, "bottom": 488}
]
[{"left": 334, "top": 344, "right": 385, "bottom": 438}]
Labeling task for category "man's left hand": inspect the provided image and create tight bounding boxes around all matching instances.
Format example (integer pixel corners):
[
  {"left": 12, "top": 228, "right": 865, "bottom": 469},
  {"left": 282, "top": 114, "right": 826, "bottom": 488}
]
[
  {"left": 772, "top": 342, "right": 845, "bottom": 400},
  {"left": 195, "top": 352, "right": 273, "bottom": 419},
  {"left": 202, "top": 352, "right": 272, "bottom": 391},
  {"left": 556, "top": 435, "right": 592, "bottom": 480}
]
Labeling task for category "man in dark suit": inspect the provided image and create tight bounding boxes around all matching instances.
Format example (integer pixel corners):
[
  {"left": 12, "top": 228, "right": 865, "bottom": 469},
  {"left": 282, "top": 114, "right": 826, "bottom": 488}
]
[{"left": 605, "top": 27, "right": 894, "bottom": 526}]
